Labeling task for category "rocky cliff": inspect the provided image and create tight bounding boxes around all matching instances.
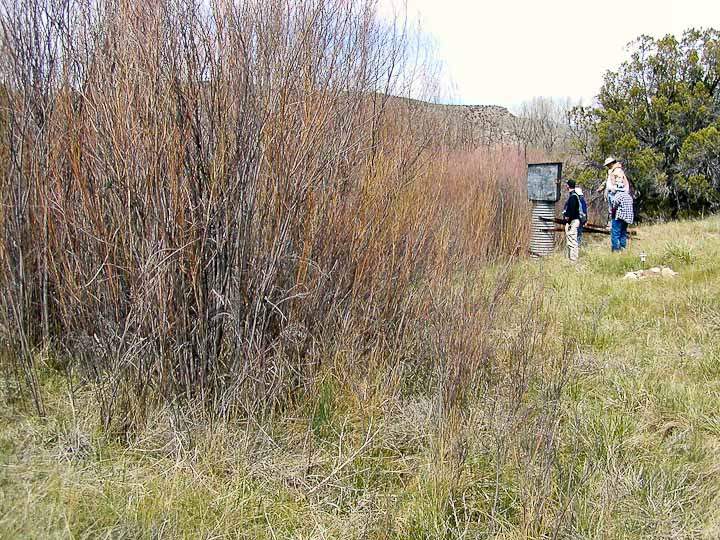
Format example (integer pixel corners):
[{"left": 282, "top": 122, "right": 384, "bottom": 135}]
[{"left": 390, "top": 96, "right": 518, "bottom": 148}]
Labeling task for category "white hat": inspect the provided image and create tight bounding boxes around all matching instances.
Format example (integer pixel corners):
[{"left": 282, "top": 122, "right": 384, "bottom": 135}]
[{"left": 604, "top": 156, "right": 617, "bottom": 167}]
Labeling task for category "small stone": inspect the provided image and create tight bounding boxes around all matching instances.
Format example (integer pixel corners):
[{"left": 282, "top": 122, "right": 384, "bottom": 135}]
[
  {"left": 624, "top": 272, "right": 639, "bottom": 280},
  {"left": 649, "top": 267, "right": 662, "bottom": 274},
  {"left": 661, "top": 267, "right": 677, "bottom": 277}
]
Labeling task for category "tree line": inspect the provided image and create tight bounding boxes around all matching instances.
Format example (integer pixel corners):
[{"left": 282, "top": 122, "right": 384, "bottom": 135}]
[{"left": 570, "top": 28, "right": 720, "bottom": 219}]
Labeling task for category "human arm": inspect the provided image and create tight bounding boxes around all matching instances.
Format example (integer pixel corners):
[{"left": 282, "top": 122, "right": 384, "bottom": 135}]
[{"left": 597, "top": 173, "right": 613, "bottom": 193}]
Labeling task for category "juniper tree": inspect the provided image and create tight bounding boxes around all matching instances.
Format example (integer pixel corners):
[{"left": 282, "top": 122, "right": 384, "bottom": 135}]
[{"left": 570, "top": 28, "right": 720, "bottom": 218}]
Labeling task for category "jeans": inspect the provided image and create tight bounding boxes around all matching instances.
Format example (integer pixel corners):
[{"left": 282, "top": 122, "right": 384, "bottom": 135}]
[
  {"left": 577, "top": 224, "right": 583, "bottom": 247},
  {"left": 611, "top": 219, "right": 628, "bottom": 251}
]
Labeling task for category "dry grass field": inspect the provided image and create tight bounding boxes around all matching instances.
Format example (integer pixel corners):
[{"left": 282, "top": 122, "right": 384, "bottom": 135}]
[
  {"left": 2, "top": 1, "right": 719, "bottom": 538},
  {"left": 3, "top": 217, "right": 720, "bottom": 539}
]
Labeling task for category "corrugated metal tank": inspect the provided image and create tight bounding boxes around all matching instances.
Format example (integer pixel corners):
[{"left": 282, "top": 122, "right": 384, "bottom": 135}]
[{"left": 530, "top": 201, "right": 556, "bottom": 257}]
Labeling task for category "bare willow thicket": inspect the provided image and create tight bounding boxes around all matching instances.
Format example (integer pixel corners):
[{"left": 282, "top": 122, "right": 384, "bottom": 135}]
[{"left": 0, "top": 0, "right": 531, "bottom": 426}]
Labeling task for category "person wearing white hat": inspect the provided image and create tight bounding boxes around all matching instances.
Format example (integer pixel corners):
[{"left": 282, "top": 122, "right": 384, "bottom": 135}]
[{"left": 596, "top": 157, "right": 628, "bottom": 224}]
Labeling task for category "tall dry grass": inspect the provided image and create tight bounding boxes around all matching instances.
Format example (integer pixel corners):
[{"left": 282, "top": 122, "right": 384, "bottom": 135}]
[{"left": 0, "top": 0, "right": 533, "bottom": 432}]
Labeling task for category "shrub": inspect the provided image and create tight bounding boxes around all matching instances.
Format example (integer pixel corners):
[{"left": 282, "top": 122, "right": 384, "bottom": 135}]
[{"left": 0, "top": 0, "right": 532, "bottom": 428}]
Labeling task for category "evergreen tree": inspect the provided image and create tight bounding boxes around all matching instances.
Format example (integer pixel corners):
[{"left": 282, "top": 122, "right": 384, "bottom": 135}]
[{"left": 570, "top": 29, "right": 720, "bottom": 218}]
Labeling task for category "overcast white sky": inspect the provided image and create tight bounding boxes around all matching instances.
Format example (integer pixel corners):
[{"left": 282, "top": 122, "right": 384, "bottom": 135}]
[{"left": 378, "top": 0, "right": 720, "bottom": 111}]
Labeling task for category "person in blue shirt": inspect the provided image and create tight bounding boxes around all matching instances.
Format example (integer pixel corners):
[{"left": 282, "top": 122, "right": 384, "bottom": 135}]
[
  {"left": 562, "top": 180, "right": 582, "bottom": 261},
  {"left": 575, "top": 187, "right": 588, "bottom": 246},
  {"left": 563, "top": 182, "right": 587, "bottom": 247}
]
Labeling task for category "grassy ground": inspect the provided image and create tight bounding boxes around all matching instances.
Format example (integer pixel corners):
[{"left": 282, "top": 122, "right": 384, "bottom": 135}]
[
  {"left": 542, "top": 217, "right": 720, "bottom": 539},
  {"left": 2, "top": 217, "right": 720, "bottom": 539}
]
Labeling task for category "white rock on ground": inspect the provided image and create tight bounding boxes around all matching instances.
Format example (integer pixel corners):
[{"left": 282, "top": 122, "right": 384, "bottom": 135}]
[{"left": 623, "top": 266, "right": 678, "bottom": 280}]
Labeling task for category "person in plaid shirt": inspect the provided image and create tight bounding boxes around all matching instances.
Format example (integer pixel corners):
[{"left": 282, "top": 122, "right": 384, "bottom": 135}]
[
  {"left": 597, "top": 157, "right": 629, "bottom": 225},
  {"left": 611, "top": 190, "right": 634, "bottom": 251}
]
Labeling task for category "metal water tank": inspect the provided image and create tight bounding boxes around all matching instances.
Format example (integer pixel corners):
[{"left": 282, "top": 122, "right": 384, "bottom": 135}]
[{"left": 527, "top": 162, "right": 562, "bottom": 257}]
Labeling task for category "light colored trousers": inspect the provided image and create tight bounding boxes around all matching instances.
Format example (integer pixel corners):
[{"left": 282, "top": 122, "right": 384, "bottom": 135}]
[{"left": 565, "top": 219, "right": 579, "bottom": 261}]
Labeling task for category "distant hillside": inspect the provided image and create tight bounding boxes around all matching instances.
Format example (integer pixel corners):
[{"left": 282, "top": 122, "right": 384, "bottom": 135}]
[
  {"left": 385, "top": 95, "right": 518, "bottom": 147},
  {"left": 388, "top": 95, "right": 571, "bottom": 153},
  {"left": 423, "top": 102, "right": 517, "bottom": 146}
]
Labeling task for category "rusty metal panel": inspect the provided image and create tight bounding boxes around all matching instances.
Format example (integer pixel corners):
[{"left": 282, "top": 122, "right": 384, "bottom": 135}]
[{"left": 527, "top": 162, "right": 562, "bottom": 202}]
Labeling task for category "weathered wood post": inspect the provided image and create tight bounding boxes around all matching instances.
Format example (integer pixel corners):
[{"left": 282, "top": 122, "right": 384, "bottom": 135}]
[{"left": 527, "top": 162, "right": 562, "bottom": 257}]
